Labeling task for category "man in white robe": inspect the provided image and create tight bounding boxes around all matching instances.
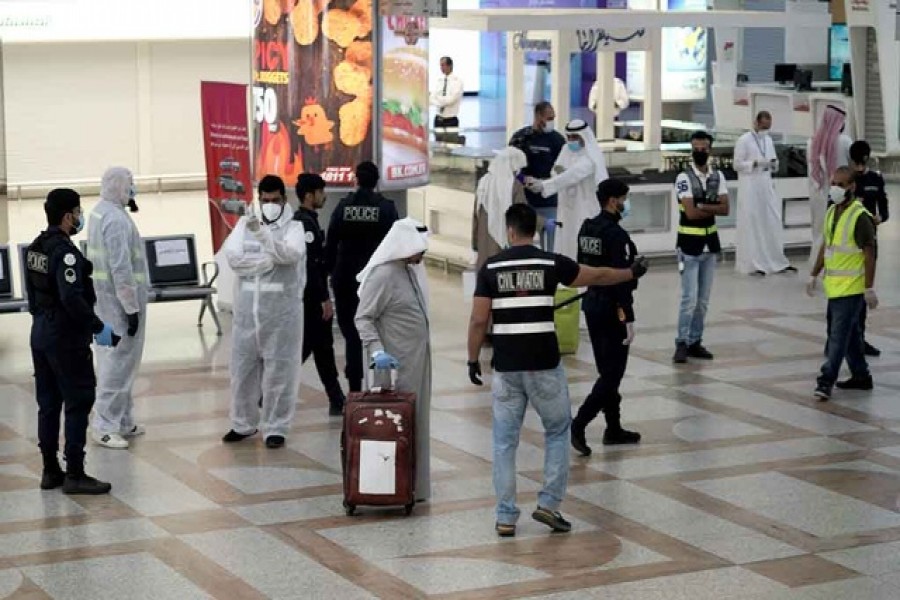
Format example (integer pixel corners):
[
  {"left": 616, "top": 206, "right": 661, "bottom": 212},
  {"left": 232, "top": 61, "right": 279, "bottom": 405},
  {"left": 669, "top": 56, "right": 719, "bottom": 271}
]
[
  {"left": 527, "top": 119, "right": 608, "bottom": 261},
  {"left": 734, "top": 111, "right": 796, "bottom": 275},
  {"left": 355, "top": 218, "right": 432, "bottom": 502},
  {"left": 807, "top": 105, "right": 852, "bottom": 265}
]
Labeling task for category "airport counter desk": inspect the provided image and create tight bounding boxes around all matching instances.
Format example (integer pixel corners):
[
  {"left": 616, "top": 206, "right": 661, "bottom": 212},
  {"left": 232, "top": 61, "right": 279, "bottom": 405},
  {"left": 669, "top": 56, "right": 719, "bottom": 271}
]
[{"left": 414, "top": 139, "right": 814, "bottom": 270}]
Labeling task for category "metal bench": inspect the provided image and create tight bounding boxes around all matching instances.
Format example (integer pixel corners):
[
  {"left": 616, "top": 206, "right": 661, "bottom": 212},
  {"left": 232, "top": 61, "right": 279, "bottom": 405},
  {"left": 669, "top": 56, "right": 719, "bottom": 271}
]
[{"left": 0, "top": 245, "right": 27, "bottom": 314}]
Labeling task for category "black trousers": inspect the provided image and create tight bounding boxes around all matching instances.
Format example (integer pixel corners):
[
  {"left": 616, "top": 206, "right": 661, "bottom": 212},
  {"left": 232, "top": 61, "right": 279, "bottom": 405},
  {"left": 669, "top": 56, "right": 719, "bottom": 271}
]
[
  {"left": 433, "top": 115, "right": 459, "bottom": 128},
  {"left": 574, "top": 301, "right": 630, "bottom": 431},
  {"left": 302, "top": 300, "right": 344, "bottom": 402},
  {"left": 31, "top": 341, "right": 95, "bottom": 474},
  {"left": 333, "top": 280, "right": 363, "bottom": 392}
]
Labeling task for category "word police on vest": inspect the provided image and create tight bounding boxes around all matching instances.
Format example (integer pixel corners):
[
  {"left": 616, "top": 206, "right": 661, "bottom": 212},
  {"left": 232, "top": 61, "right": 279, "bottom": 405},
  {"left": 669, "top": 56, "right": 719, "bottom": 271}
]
[
  {"left": 344, "top": 206, "right": 381, "bottom": 222},
  {"left": 497, "top": 270, "right": 546, "bottom": 293},
  {"left": 579, "top": 236, "right": 602, "bottom": 256}
]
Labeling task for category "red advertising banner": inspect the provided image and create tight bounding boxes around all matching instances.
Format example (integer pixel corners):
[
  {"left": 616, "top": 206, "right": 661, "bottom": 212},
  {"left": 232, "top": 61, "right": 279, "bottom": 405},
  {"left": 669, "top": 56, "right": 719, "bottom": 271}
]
[
  {"left": 252, "top": 0, "right": 375, "bottom": 188},
  {"left": 200, "top": 81, "right": 253, "bottom": 252},
  {"left": 379, "top": 16, "right": 429, "bottom": 189}
]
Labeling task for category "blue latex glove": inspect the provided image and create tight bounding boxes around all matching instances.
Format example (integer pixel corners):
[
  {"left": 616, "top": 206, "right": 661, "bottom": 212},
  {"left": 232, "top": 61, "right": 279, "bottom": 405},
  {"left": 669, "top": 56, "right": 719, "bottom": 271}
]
[
  {"left": 94, "top": 323, "right": 118, "bottom": 347},
  {"left": 371, "top": 350, "right": 399, "bottom": 370},
  {"left": 544, "top": 218, "right": 557, "bottom": 232}
]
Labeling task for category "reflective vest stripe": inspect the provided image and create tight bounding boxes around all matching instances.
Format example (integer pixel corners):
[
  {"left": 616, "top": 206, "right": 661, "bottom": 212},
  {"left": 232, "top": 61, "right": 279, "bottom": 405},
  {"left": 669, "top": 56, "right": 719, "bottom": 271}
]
[
  {"left": 241, "top": 281, "right": 284, "bottom": 293},
  {"left": 492, "top": 322, "right": 556, "bottom": 335},
  {"left": 92, "top": 271, "right": 147, "bottom": 283},
  {"left": 678, "top": 225, "right": 718, "bottom": 236},
  {"left": 491, "top": 296, "right": 554, "bottom": 309},
  {"left": 487, "top": 258, "right": 556, "bottom": 269},
  {"left": 822, "top": 201, "right": 867, "bottom": 299}
]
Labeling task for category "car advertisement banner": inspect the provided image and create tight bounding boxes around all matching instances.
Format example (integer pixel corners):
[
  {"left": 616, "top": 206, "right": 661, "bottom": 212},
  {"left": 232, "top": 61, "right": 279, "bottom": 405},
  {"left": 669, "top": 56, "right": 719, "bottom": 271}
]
[
  {"left": 252, "top": 0, "right": 375, "bottom": 188},
  {"left": 379, "top": 16, "right": 429, "bottom": 189},
  {"left": 200, "top": 81, "right": 253, "bottom": 253}
]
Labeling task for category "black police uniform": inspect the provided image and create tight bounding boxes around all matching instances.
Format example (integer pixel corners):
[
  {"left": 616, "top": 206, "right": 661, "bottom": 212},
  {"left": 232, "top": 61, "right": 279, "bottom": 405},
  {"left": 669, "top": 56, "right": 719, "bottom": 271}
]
[
  {"left": 509, "top": 126, "right": 566, "bottom": 209},
  {"left": 26, "top": 226, "right": 104, "bottom": 477},
  {"left": 573, "top": 210, "right": 639, "bottom": 444},
  {"left": 294, "top": 205, "right": 344, "bottom": 410},
  {"left": 856, "top": 169, "right": 889, "bottom": 224},
  {"left": 324, "top": 188, "right": 399, "bottom": 391}
]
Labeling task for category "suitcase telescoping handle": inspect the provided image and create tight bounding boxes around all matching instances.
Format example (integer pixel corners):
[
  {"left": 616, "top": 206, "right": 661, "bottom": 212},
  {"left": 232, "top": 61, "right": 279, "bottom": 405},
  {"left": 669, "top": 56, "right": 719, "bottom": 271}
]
[
  {"left": 554, "top": 291, "right": 587, "bottom": 310},
  {"left": 364, "top": 364, "right": 398, "bottom": 393}
]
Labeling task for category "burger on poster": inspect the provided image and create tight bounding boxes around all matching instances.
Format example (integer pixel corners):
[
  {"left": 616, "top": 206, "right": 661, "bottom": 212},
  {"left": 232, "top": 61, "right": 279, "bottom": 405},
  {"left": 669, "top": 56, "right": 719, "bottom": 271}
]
[{"left": 382, "top": 45, "right": 428, "bottom": 154}]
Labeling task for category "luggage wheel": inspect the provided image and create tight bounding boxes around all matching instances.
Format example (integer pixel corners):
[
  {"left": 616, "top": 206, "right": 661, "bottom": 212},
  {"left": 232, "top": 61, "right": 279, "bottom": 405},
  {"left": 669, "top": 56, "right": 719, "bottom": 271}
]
[{"left": 404, "top": 503, "right": 414, "bottom": 516}]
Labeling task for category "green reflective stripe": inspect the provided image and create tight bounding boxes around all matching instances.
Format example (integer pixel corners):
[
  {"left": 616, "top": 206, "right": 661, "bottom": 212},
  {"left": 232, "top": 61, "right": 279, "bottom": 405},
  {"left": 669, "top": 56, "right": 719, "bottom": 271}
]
[
  {"left": 678, "top": 225, "right": 718, "bottom": 236},
  {"left": 825, "top": 268, "right": 864, "bottom": 277},
  {"left": 133, "top": 273, "right": 146, "bottom": 283},
  {"left": 92, "top": 271, "right": 146, "bottom": 283}
]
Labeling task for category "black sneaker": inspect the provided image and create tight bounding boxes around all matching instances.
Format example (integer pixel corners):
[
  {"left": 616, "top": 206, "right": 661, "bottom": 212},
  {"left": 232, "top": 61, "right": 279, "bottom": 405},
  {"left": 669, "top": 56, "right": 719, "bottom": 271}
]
[
  {"left": 687, "top": 342, "right": 714, "bottom": 360},
  {"left": 265, "top": 435, "right": 285, "bottom": 449},
  {"left": 222, "top": 429, "right": 257, "bottom": 443},
  {"left": 836, "top": 375, "right": 874, "bottom": 391},
  {"left": 673, "top": 342, "right": 688, "bottom": 364},
  {"left": 571, "top": 426, "right": 592, "bottom": 457},
  {"left": 603, "top": 428, "right": 642, "bottom": 445},
  {"left": 814, "top": 384, "right": 832, "bottom": 402},
  {"left": 779, "top": 266, "right": 798, "bottom": 274},
  {"left": 864, "top": 342, "right": 881, "bottom": 357},
  {"left": 40, "top": 470, "right": 66, "bottom": 490},
  {"left": 532, "top": 507, "right": 572, "bottom": 533},
  {"left": 63, "top": 473, "right": 112, "bottom": 495}
]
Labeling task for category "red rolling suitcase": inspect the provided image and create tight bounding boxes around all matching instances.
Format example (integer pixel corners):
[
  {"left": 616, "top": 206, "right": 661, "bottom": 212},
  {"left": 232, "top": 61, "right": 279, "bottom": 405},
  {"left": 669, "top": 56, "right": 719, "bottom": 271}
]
[{"left": 341, "top": 369, "right": 416, "bottom": 516}]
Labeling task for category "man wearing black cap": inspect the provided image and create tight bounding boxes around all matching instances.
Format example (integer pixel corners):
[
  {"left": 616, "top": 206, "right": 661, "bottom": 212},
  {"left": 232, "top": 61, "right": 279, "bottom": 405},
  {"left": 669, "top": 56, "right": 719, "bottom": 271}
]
[
  {"left": 294, "top": 173, "right": 346, "bottom": 415},
  {"left": 324, "top": 161, "right": 399, "bottom": 392},
  {"left": 26, "top": 188, "right": 116, "bottom": 495}
]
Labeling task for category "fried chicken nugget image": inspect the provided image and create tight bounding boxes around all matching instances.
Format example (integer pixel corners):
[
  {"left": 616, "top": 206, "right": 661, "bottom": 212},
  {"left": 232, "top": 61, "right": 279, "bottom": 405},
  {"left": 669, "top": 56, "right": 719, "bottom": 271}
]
[
  {"left": 290, "top": 0, "right": 320, "bottom": 45},
  {"left": 339, "top": 96, "right": 370, "bottom": 147},
  {"left": 345, "top": 40, "right": 372, "bottom": 70},
  {"left": 334, "top": 60, "right": 371, "bottom": 96},
  {"left": 349, "top": 0, "right": 372, "bottom": 37},
  {"left": 323, "top": 9, "right": 362, "bottom": 48}
]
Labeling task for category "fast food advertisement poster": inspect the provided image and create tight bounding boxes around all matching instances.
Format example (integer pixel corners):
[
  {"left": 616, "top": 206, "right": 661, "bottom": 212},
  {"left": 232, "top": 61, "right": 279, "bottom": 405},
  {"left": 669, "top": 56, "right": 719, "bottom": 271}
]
[
  {"left": 200, "top": 81, "right": 253, "bottom": 253},
  {"left": 252, "top": 0, "right": 374, "bottom": 188},
  {"left": 380, "top": 16, "right": 429, "bottom": 189}
]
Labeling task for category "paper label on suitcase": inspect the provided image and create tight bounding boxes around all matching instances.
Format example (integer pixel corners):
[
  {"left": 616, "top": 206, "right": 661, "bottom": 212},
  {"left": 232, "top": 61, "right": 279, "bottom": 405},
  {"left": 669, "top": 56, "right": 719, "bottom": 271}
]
[{"left": 359, "top": 440, "right": 397, "bottom": 495}]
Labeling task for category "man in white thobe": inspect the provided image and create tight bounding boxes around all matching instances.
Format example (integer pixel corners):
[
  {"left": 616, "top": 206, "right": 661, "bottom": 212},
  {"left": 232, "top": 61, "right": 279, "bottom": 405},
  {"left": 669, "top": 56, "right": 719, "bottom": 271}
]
[
  {"left": 355, "top": 218, "right": 432, "bottom": 502},
  {"left": 734, "top": 111, "right": 795, "bottom": 275},
  {"left": 527, "top": 119, "right": 608, "bottom": 261},
  {"left": 807, "top": 105, "right": 852, "bottom": 265}
]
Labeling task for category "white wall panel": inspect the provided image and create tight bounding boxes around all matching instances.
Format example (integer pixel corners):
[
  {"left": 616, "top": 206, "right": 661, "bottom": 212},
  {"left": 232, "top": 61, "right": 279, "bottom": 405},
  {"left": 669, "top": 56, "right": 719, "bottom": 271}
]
[{"left": 3, "top": 42, "right": 140, "bottom": 182}]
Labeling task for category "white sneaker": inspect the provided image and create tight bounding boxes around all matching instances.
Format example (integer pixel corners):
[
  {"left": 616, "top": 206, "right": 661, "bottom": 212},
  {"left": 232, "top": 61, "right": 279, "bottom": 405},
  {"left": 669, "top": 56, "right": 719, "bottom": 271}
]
[
  {"left": 121, "top": 424, "right": 146, "bottom": 438},
  {"left": 92, "top": 431, "right": 129, "bottom": 449}
]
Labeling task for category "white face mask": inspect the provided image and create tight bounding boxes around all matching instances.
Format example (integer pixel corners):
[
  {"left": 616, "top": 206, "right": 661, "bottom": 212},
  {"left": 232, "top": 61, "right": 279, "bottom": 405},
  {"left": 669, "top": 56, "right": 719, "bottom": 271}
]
[
  {"left": 543, "top": 120, "right": 555, "bottom": 133},
  {"left": 261, "top": 202, "right": 285, "bottom": 223},
  {"left": 829, "top": 185, "right": 848, "bottom": 204}
]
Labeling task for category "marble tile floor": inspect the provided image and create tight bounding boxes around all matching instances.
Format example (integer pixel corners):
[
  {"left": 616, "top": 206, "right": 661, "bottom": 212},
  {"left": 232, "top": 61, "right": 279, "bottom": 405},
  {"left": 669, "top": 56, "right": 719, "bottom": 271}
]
[{"left": 1, "top": 194, "right": 900, "bottom": 597}]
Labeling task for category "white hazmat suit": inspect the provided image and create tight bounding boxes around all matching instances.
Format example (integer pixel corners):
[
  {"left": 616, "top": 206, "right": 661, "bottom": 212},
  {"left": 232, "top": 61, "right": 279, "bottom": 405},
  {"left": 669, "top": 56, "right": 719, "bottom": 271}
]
[
  {"left": 733, "top": 129, "right": 791, "bottom": 274},
  {"left": 537, "top": 120, "right": 607, "bottom": 260},
  {"left": 89, "top": 167, "right": 149, "bottom": 440},
  {"left": 355, "top": 218, "right": 432, "bottom": 501},
  {"left": 222, "top": 205, "right": 306, "bottom": 440}
]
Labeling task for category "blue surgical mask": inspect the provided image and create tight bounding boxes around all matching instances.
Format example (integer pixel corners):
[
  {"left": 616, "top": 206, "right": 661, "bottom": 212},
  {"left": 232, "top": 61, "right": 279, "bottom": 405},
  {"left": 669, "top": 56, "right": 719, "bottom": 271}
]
[
  {"left": 621, "top": 198, "right": 632, "bottom": 219},
  {"left": 72, "top": 214, "right": 84, "bottom": 234},
  {"left": 567, "top": 141, "right": 581, "bottom": 152}
]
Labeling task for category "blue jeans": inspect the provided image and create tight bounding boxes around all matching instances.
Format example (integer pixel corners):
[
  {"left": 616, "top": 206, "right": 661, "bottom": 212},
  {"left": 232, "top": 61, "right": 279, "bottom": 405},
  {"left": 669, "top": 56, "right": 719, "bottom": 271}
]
[
  {"left": 534, "top": 206, "right": 557, "bottom": 251},
  {"left": 818, "top": 294, "right": 869, "bottom": 389},
  {"left": 676, "top": 251, "right": 717, "bottom": 346},
  {"left": 492, "top": 366, "right": 570, "bottom": 525}
]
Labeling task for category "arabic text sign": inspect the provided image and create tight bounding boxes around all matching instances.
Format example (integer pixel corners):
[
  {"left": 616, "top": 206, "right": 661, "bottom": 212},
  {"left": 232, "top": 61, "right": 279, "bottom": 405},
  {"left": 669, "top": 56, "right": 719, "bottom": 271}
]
[{"left": 575, "top": 28, "right": 649, "bottom": 52}]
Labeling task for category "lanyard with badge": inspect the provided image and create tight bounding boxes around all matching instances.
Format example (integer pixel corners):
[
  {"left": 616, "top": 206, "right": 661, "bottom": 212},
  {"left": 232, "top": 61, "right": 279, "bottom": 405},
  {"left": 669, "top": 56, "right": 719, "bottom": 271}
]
[{"left": 752, "top": 133, "right": 775, "bottom": 172}]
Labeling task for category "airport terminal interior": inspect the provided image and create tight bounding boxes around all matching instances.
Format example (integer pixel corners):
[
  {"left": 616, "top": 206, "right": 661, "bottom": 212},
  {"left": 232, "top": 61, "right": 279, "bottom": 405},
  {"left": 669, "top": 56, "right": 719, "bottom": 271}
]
[{"left": 4, "top": 0, "right": 900, "bottom": 598}]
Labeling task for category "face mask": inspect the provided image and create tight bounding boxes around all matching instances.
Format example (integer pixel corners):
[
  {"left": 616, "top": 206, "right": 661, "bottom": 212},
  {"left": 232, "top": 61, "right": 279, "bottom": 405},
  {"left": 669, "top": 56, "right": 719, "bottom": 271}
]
[
  {"left": 261, "top": 202, "right": 285, "bottom": 223},
  {"left": 692, "top": 150, "right": 709, "bottom": 167},
  {"left": 71, "top": 214, "right": 84, "bottom": 235},
  {"left": 758, "top": 128, "right": 769, "bottom": 137},
  {"left": 567, "top": 141, "right": 582, "bottom": 152},
  {"left": 620, "top": 198, "right": 632, "bottom": 219},
  {"left": 829, "top": 185, "right": 848, "bottom": 204},
  {"left": 543, "top": 120, "right": 555, "bottom": 133}
]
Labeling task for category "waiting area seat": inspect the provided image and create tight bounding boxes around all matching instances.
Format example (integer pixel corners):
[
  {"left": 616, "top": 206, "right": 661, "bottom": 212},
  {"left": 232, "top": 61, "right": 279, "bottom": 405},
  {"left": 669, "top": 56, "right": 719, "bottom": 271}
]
[
  {"left": 9, "top": 235, "right": 221, "bottom": 334},
  {"left": 0, "top": 245, "right": 28, "bottom": 314}
]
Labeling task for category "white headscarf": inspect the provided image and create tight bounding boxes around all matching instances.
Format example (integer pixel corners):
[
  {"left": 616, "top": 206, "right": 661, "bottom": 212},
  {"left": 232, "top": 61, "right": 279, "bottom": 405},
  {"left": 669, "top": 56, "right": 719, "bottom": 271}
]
[
  {"left": 100, "top": 166, "right": 133, "bottom": 206},
  {"left": 476, "top": 147, "right": 527, "bottom": 248},
  {"left": 356, "top": 218, "right": 430, "bottom": 306},
  {"left": 559, "top": 119, "right": 608, "bottom": 186}
]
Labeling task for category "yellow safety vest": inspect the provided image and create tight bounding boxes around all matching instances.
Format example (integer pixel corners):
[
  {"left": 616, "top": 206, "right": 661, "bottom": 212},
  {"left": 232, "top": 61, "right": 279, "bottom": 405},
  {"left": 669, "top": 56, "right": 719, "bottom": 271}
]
[{"left": 822, "top": 200, "right": 867, "bottom": 299}]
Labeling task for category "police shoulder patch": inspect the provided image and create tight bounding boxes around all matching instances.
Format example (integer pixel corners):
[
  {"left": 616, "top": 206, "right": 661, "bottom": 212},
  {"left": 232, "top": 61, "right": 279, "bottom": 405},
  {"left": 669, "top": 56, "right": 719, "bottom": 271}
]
[
  {"left": 305, "top": 231, "right": 315, "bottom": 243},
  {"left": 63, "top": 253, "right": 77, "bottom": 266},
  {"left": 64, "top": 268, "right": 77, "bottom": 284}
]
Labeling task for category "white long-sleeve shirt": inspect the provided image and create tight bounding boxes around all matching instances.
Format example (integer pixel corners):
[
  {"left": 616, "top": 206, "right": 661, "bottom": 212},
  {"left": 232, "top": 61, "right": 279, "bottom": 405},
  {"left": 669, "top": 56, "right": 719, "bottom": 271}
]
[
  {"left": 588, "top": 78, "right": 629, "bottom": 118},
  {"left": 430, "top": 73, "right": 464, "bottom": 118}
]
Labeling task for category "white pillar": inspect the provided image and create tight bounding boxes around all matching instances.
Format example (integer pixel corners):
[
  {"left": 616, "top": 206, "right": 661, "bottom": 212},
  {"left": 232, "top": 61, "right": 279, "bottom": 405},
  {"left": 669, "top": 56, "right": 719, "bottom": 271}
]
[
  {"left": 506, "top": 33, "right": 525, "bottom": 142},
  {"left": 594, "top": 51, "right": 616, "bottom": 140},
  {"left": 550, "top": 32, "right": 571, "bottom": 125},
  {"left": 643, "top": 27, "right": 663, "bottom": 148}
]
